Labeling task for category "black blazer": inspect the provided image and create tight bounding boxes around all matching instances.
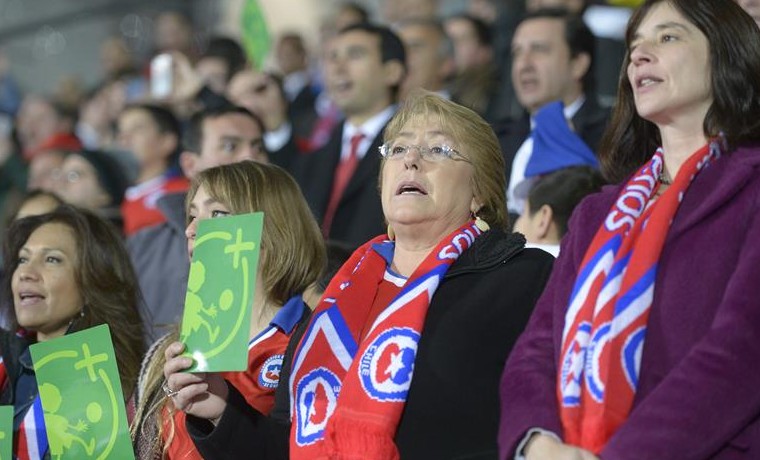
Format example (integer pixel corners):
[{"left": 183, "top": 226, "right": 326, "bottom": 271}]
[
  {"left": 494, "top": 96, "right": 611, "bottom": 184},
  {"left": 267, "top": 132, "right": 300, "bottom": 178},
  {"left": 295, "top": 122, "right": 387, "bottom": 246},
  {"left": 288, "top": 85, "right": 319, "bottom": 141}
]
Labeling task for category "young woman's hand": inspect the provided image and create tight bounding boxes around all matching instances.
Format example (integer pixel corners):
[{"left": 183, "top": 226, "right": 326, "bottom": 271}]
[{"left": 163, "top": 341, "right": 229, "bottom": 424}]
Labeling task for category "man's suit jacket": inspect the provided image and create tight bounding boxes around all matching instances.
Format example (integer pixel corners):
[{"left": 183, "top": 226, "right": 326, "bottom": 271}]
[
  {"left": 289, "top": 85, "right": 319, "bottom": 142},
  {"left": 494, "top": 96, "right": 610, "bottom": 184},
  {"left": 268, "top": 133, "right": 300, "bottom": 178},
  {"left": 296, "top": 122, "right": 386, "bottom": 246},
  {"left": 499, "top": 143, "right": 760, "bottom": 459}
]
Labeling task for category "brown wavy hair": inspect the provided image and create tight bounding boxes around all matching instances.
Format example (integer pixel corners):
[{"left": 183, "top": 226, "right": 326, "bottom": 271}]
[
  {"left": 1, "top": 205, "right": 145, "bottom": 398},
  {"left": 598, "top": 0, "right": 760, "bottom": 184},
  {"left": 131, "top": 161, "right": 326, "bottom": 458}
]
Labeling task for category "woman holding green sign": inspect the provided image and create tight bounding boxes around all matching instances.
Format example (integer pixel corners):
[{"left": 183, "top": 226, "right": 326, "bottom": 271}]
[
  {"left": 132, "top": 160, "right": 326, "bottom": 459},
  {"left": 0, "top": 205, "right": 145, "bottom": 457},
  {"left": 164, "top": 92, "right": 555, "bottom": 459}
]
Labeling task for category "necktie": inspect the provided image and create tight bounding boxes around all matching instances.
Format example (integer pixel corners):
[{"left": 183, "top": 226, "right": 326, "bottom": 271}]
[{"left": 321, "top": 132, "right": 364, "bottom": 237}]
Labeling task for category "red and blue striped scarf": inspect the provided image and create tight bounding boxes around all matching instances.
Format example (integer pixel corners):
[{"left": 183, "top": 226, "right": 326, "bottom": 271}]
[
  {"left": 0, "top": 330, "right": 48, "bottom": 460},
  {"left": 558, "top": 138, "right": 723, "bottom": 453},
  {"left": 289, "top": 221, "right": 483, "bottom": 460},
  {"left": 15, "top": 396, "right": 48, "bottom": 460}
]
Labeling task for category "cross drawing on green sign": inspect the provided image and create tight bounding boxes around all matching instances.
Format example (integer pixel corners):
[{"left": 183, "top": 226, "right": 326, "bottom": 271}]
[
  {"left": 30, "top": 324, "right": 134, "bottom": 459},
  {"left": 181, "top": 212, "right": 264, "bottom": 372}
]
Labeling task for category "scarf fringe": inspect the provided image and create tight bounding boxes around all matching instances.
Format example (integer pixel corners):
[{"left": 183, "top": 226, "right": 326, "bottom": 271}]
[{"left": 325, "top": 410, "right": 400, "bottom": 460}]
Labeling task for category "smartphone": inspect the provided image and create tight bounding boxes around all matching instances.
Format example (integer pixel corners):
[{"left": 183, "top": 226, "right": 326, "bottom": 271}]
[{"left": 150, "top": 53, "right": 173, "bottom": 99}]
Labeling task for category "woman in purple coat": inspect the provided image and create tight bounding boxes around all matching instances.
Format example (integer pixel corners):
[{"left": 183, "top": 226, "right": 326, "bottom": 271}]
[{"left": 499, "top": 0, "right": 760, "bottom": 459}]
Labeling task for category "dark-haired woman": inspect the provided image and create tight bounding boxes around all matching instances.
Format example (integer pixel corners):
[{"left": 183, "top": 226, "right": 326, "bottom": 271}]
[
  {"left": 0, "top": 205, "right": 145, "bottom": 457},
  {"left": 499, "top": 0, "right": 760, "bottom": 458}
]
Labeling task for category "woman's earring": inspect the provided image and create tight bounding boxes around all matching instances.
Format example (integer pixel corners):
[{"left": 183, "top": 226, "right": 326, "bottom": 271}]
[
  {"left": 387, "top": 224, "right": 395, "bottom": 240},
  {"left": 474, "top": 215, "right": 490, "bottom": 232}
]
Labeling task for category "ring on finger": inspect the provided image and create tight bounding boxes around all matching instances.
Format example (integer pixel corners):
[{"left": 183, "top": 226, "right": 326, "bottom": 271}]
[{"left": 162, "top": 381, "right": 179, "bottom": 398}]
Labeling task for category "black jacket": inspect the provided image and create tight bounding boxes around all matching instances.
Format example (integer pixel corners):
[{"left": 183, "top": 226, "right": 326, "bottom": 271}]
[
  {"left": 294, "top": 122, "right": 387, "bottom": 246},
  {"left": 494, "top": 96, "right": 610, "bottom": 185},
  {"left": 187, "top": 230, "right": 554, "bottom": 459}
]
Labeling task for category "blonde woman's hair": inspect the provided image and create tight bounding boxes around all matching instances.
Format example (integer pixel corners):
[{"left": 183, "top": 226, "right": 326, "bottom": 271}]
[
  {"left": 382, "top": 90, "right": 508, "bottom": 230},
  {"left": 131, "top": 161, "right": 326, "bottom": 458}
]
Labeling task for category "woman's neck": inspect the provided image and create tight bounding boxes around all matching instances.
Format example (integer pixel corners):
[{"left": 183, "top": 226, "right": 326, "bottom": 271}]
[
  {"left": 391, "top": 220, "right": 469, "bottom": 277},
  {"left": 658, "top": 124, "right": 709, "bottom": 180},
  {"left": 391, "top": 241, "right": 435, "bottom": 278},
  {"left": 250, "top": 298, "right": 278, "bottom": 339}
]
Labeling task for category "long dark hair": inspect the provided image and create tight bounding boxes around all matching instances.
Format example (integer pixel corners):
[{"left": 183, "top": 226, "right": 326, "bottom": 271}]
[
  {"left": 2, "top": 205, "right": 145, "bottom": 398},
  {"left": 598, "top": 0, "right": 760, "bottom": 183}
]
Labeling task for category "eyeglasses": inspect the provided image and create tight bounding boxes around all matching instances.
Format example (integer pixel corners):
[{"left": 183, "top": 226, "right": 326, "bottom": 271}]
[
  {"left": 52, "top": 169, "right": 86, "bottom": 183},
  {"left": 378, "top": 144, "right": 469, "bottom": 162}
]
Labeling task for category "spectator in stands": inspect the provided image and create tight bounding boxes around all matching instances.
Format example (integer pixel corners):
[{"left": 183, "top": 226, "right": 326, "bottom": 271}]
[
  {"left": 226, "top": 70, "right": 301, "bottom": 174},
  {"left": 297, "top": 23, "right": 406, "bottom": 246},
  {"left": 394, "top": 18, "right": 455, "bottom": 100},
  {"left": 498, "top": 9, "right": 609, "bottom": 217},
  {"left": 132, "top": 160, "right": 325, "bottom": 460},
  {"left": 513, "top": 166, "right": 604, "bottom": 256},
  {"left": 57, "top": 149, "right": 130, "bottom": 231},
  {"left": 1, "top": 205, "right": 144, "bottom": 458},
  {"left": 16, "top": 95, "right": 76, "bottom": 160},
  {"left": 274, "top": 33, "right": 319, "bottom": 141},
  {"left": 166, "top": 91, "right": 554, "bottom": 460},
  {"left": 195, "top": 36, "right": 248, "bottom": 96},
  {"left": 26, "top": 132, "right": 82, "bottom": 192},
  {"left": 128, "top": 106, "right": 266, "bottom": 342},
  {"left": 500, "top": 0, "right": 760, "bottom": 458},
  {"left": 444, "top": 14, "right": 500, "bottom": 119},
  {"left": 117, "top": 103, "right": 188, "bottom": 235},
  {"left": 153, "top": 11, "right": 197, "bottom": 61},
  {"left": 525, "top": 0, "right": 628, "bottom": 105}
]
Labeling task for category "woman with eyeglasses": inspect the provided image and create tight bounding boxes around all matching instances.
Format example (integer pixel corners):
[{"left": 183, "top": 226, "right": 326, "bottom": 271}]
[
  {"left": 163, "top": 90, "right": 554, "bottom": 459},
  {"left": 57, "top": 149, "right": 130, "bottom": 232}
]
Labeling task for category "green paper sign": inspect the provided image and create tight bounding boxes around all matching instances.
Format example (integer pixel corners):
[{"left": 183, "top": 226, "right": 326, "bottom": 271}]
[
  {"left": 0, "top": 406, "right": 11, "bottom": 460},
  {"left": 30, "top": 324, "right": 134, "bottom": 460},
  {"left": 181, "top": 212, "right": 263, "bottom": 372},
  {"left": 241, "top": 0, "right": 271, "bottom": 69}
]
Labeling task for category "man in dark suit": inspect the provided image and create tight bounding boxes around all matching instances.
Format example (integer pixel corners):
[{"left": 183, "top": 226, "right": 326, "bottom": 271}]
[
  {"left": 297, "top": 23, "right": 406, "bottom": 246},
  {"left": 226, "top": 69, "right": 301, "bottom": 176},
  {"left": 274, "top": 33, "right": 319, "bottom": 141},
  {"left": 496, "top": 9, "right": 609, "bottom": 217}
]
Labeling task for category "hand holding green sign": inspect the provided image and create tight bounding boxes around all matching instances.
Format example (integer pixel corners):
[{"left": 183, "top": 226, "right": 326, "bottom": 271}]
[{"left": 180, "top": 212, "right": 264, "bottom": 372}]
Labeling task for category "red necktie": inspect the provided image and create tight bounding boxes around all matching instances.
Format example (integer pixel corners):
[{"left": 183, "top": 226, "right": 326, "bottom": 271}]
[{"left": 321, "top": 132, "right": 364, "bottom": 237}]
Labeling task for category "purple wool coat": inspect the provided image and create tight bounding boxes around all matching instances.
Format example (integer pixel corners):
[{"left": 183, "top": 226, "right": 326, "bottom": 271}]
[{"left": 499, "top": 143, "right": 760, "bottom": 460}]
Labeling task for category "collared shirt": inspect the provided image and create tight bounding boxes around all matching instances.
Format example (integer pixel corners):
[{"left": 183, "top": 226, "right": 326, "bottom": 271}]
[
  {"left": 225, "top": 295, "right": 307, "bottom": 413},
  {"left": 371, "top": 241, "right": 408, "bottom": 287},
  {"left": 507, "top": 96, "right": 586, "bottom": 215},
  {"left": 525, "top": 242, "right": 560, "bottom": 258},
  {"left": 341, "top": 105, "right": 396, "bottom": 162},
  {"left": 264, "top": 122, "right": 293, "bottom": 153}
]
